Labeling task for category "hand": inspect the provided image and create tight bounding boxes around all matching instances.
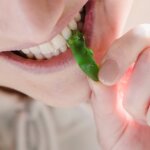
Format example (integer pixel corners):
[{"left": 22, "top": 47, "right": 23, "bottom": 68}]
[{"left": 89, "top": 24, "right": 150, "bottom": 150}]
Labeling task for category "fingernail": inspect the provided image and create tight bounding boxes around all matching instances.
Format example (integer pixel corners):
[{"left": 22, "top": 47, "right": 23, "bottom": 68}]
[{"left": 99, "top": 59, "right": 119, "bottom": 85}]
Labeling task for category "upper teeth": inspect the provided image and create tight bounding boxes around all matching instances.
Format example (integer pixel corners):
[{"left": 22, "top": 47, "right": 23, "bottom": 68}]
[{"left": 20, "top": 12, "right": 82, "bottom": 60}]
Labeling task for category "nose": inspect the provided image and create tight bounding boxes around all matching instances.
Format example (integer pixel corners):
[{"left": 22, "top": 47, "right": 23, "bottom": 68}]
[{"left": 0, "top": 0, "right": 64, "bottom": 51}]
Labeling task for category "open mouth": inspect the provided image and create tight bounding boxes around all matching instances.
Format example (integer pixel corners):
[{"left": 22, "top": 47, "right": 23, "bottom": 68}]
[
  {"left": 0, "top": 0, "right": 94, "bottom": 72},
  {"left": 12, "top": 8, "right": 85, "bottom": 60}
]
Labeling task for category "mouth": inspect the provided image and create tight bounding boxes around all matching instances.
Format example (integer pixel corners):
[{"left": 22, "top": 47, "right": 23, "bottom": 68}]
[{"left": 0, "top": 0, "right": 94, "bottom": 73}]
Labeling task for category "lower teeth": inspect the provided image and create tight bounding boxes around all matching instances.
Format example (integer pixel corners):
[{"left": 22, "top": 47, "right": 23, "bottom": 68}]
[{"left": 12, "top": 8, "right": 85, "bottom": 60}]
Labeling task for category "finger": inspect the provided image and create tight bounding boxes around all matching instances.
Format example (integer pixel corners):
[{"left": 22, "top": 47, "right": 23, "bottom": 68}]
[
  {"left": 123, "top": 48, "right": 150, "bottom": 125},
  {"left": 89, "top": 79, "right": 128, "bottom": 149},
  {"left": 99, "top": 24, "right": 150, "bottom": 85}
]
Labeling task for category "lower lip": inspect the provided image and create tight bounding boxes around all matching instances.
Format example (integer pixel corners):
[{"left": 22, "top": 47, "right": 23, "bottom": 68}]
[
  {"left": 0, "top": 0, "right": 94, "bottom": 73},
  {"left": 0, "top": 48, "right": 75, "bottom": 73}
]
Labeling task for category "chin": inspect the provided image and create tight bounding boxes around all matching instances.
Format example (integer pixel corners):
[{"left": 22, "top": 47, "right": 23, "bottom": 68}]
[
  {"left": 0, "top": 59, "right": 91, "bottom": 107},
  {"left": 25, "top": 63, "right": 91, "bottom": 107},
  {"left": 34, "top": 80, "right": 91, "bottom": 107}
]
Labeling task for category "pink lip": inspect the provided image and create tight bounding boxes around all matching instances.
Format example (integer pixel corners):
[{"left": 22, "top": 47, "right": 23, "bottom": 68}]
[
  {"left": 0, "top": 0, "right": 95, "bottom": 73},
  {"left": 0, "top": 48, "right": 75, "bottom": 73}
]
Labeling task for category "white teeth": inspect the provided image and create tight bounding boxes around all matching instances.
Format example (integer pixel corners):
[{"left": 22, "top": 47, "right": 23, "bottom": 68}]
[
  {"left": 68, "top": 19, "right": 77, "bottom": 30},
  {"left": 39, "top": 44, "right": 53, "bottom": 59},
  {"left": 22, "top": 49, "right": 30, "bottom": 54},
  {"left": 42, "top": 53, "right": 52, "bottom": 59},
  {"left": 60, "top": 45, "right": 67, "bottom": 52},
  {"left": 29, "top": 47, "right": 44, "bottom": 60},
  {"left": 27, "top": 53, "right": 34, "bottom": 59},
  {"left": 22, "top": 49, "right": 34, "bottom": 59},
  {"left": 61, "top": 27, "right": 71, "bottom": 40},
  {"left": 51, "top": 34, "right": 66, "bottom": 50},
  {"left": 20, "top": 10, "right": 82, "bottom": 60},
  {"left": 75, "top": 13, "right": 81, "bottom": 22},
  {"left": 53, "top": 49, "right": 60, "bottom": 56},
  {"left": 39, "top": 43, "right": 55, "bottom": 54}
]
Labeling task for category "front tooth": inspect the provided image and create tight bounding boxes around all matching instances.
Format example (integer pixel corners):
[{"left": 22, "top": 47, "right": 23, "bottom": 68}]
[
  {"left": 68, "top": 19, "right": 77, "bottom": 30},
  {"left": 39, "top": 44, "right": 54, "bottom": 59},
  {"left": 51, "top": 34, "right": 66, "bottom": 50},
  {"left": 29, "top": 47, "right": 44, "bottom": 60},
  {"left": 61, "top": 27, "right": 71, "bottom": 40},
  {"left": 39, "top": 43, "right": 52, "bottom": 54},
  {"left": 74, "top": 13, "right": 81, "bottom": 22}
]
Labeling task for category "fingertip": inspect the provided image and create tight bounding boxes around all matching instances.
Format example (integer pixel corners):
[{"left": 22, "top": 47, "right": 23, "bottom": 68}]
[{"left": 98, "top": 59, "right": 120, "bottom": 86}]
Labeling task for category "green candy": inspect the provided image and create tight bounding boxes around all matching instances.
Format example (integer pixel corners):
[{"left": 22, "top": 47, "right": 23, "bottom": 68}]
[{"left": 67, "top": 31, "right": 99, "bottom": 81}]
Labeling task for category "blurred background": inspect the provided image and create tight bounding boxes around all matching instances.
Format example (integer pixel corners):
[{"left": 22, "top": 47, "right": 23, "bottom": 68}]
[
  {"left": 124, "top": 0, "right": 150, "bottom": 32},
  {"left": 0, "top": 0, "right": 150, "bottom": 150}
]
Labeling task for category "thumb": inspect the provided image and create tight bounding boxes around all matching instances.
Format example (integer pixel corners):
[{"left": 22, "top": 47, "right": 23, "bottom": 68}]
[
  {"left": 89, "top": 77, "right": 130, "bottom": 149},
  {"left": 99, "top": 24, "right": 150, "bottom": 86}
]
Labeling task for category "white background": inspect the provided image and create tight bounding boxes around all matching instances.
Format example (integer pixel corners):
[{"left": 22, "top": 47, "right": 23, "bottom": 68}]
[{"left": 125, "top": 0, "right": 150, "bottom": 32}]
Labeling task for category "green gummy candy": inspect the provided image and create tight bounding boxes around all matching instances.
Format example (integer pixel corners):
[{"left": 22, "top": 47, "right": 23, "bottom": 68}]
[{"left": 67, "top": 31, "right": 99, "bottom": 81}]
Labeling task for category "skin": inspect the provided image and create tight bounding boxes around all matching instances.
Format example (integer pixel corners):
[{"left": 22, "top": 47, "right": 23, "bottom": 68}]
[
  {"left": 91, "top": 25, "right": 150, "bottom": 150},
  {"left": 1, "top": 0, "right": 150, "bottom": 149},
  {"left": 0, "top": 0, "right": 131, "bottom": 106}
]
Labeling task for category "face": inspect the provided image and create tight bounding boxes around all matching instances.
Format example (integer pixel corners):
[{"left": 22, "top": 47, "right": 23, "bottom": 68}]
[{"left": 0, "top": 0, "right": 132, "bottom": 107}]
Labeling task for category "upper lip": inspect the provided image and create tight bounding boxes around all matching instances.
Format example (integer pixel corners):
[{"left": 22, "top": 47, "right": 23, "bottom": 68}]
[{"left": 0, "top": 0, "right": 88, "bottom": 53}]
